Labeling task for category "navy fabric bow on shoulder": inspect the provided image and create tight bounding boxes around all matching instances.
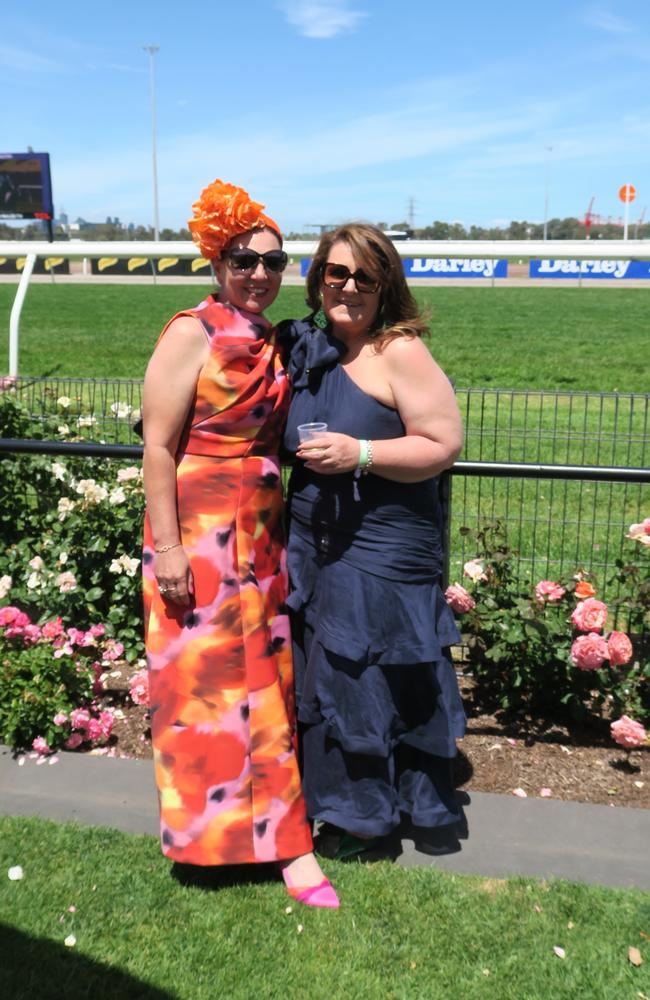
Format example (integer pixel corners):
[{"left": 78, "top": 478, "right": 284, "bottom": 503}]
[{"left": 276, "top": 316, "right": 346, "bottom": 389}]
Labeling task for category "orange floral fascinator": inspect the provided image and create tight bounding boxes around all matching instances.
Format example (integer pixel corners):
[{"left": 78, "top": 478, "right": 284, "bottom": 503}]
[{"left": 188, "top": 179, "right": 281, "bottom": 259}]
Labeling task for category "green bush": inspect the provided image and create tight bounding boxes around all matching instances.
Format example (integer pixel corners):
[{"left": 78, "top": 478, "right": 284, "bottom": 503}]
[{"left": 0, "top": 392, "right": 144, "bottom": 659}]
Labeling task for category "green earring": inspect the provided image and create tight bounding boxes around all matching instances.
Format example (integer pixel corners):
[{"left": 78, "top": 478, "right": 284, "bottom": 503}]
[{"left": 313, "top": 306, "right": 329, "bottom": 330}]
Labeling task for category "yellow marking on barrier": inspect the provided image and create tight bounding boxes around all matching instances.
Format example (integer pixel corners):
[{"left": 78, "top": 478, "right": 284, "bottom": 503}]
[
  {"left": 157, "top": 257, "right": 179, "bottom": 273},
  {"left": 45, "top": 257, "right": 64, "bottom": 270},
  {"left": 16, "top": 257, "right": 26, "bottom": 271},
  {"left": 127, "top": 257, "right": 149, "bottom": 272},
  {"left": 98, "top": 257, "right": 118, "bottom": 272},
  {"left": 191, "top": 256, "right": 211, "bottom": 272}
]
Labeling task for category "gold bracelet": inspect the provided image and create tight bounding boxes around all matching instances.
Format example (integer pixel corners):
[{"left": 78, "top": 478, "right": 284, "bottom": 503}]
[{"left": 155, "top": 542, "right": 182, "bottom": 554}]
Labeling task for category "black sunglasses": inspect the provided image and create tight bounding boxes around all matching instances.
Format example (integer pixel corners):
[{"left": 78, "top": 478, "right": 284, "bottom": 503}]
[
  {"left": 322, "top": 262, "right": 380, "bottom": 294},
  {"left": 224, "top": 249, "right": 288, "bottom": 274}
]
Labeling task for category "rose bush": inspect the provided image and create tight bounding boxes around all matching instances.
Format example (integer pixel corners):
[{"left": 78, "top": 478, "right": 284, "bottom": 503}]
[
  {"left": 0, "top": 606, "right": 120, "bottom": 752},
  {"left": 447, "top": 521, "right": 649, "bottom": 725},
  {"left": 0, "top": 393, "right": 144, "bottom": 660}
]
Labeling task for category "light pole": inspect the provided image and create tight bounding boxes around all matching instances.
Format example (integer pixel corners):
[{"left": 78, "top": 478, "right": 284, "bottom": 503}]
[
  {"left": 543, "top": 145, "right": 553, "bottom": 241},
  {"left": 143, "top": 44, "right": 160, "bottom": 240}
]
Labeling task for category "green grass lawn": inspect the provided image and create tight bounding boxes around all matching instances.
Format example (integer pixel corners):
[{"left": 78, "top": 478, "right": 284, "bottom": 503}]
[
  {"left": 1, "top": 283, "right": 649, "bottom": 391},
  {"left": 1, "top": 815, "right": 649, "bottom": 1000}
]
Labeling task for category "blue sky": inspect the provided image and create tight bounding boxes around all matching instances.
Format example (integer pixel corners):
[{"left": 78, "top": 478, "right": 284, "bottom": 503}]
[{"left": 3, "top": 1, "right": 649, "bottom": 232}]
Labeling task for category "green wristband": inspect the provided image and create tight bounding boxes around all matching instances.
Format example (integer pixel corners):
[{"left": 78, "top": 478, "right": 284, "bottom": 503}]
[{"left": 358, "top": 439, "right": 369, "bottom": 471}]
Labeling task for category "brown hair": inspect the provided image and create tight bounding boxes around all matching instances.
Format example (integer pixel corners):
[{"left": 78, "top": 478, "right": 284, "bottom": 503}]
[{"left": 305, "top": 222, "right": 429, "bottom": 345}]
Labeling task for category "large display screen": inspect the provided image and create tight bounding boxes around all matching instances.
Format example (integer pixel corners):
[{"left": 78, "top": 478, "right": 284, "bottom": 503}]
[{"left": 0, "top": 153, "right": 53, "bottom": 219}]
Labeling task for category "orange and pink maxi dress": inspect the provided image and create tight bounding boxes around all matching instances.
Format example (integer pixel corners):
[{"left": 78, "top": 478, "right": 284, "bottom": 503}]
[{"left": 143, "top": 296, "right": 313, "bottom": 866}]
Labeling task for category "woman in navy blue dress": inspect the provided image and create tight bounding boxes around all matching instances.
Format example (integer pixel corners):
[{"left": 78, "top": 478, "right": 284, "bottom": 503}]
[{"left": 281, "top": 223, "right": 466, "bottom": 856}]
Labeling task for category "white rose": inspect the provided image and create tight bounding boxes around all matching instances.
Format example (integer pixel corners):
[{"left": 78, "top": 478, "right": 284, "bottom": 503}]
[
  {"left": 57, "top": 424, "right": 70, "bottom": 436},
  {"left": 58, "top": 552, "right": 68, "bottom": 565},
  {"left": 110, "top": 402, "right": 132, "bottom": 419},
  {"left": 57, "top": 497, "right": 75, "bottom": 521},
  {"left": 109, "top": 487, "right": 126, "bottom": 505},
  {"left": 76, "top": 416, "right": 97, "bottom": 428},
  {"left": 121, "top": 556, "right": 140, "bottom": 578},
  {"left": 0, "top": 575, "right": 12, "bottom": 599},
  {"left": 28, "top": 556, "right": 45, "bottom": 571},
  {"left": 57, "top": 396, "right": 71, "bottom": 408},
  {"left": 117, "top": 466, "right": 140, "bottom": 483},
  {"left": 109, "top": 559, "right": 123, "bottom": 575},
  {"left": 27, "top": 572, "right": 43, "bottom": 590},
  {"left": 51, "top": 462, "right": 67, "bottom": 481},
  {"left": 56, "top": 572, "right": 77, "bottom": 593}
]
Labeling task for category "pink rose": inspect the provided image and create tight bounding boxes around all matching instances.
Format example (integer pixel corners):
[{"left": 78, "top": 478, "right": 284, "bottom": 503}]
[
  {"left": 102, "top": 639, "right": 124, "bottom": 662},
  {"left": 42, "top": 617, "right": 64, "bottom": 639},
  {"left": 1, "top": 609, "right": 30, "bottom": 633},
  {"left": 0, "top": 606, "right": 23, "bottom": 626},
  {"left": 32, "top": 736, "right": 51, "bottom": 755},
  {"left": 86, "top": 718, "right": 105, "bottom": 743},
  {"left": 571, "top": 598, "right": 608, "bottom": 632},
  {"left": 463, "top": 559, "right": 487, "bottom": 583},
  {"left": 129, "top": 669, "right": 150, "bottom": 706},
  {"left": 70, "top": 708, "right": 91, "bottom": 731},
  {"left": 627, "top": 518, "right": 650, "bottom": 546},
  {"left": 53, "top": 712, "right": 68, "bottom": 726},
  {"left": 89, "top": 624, "right": 106, "bottom": 637},
  {"left": 535, "top": 580, "right": 566, "bottom": 603},
  {"left": 99, "top": 710, "right": 114, "bottom": 738},
  {"left": 66, "top": 627, "right": 86, "bottom": 645},
  {"left": 23, "top": 624, "right": 42, "bottom": 644},
  {"left": 607, "top": 631, "right": 633, "bottom": 667},
  {"left": 65, "top": 733, "right": 84, "bottom": 749},
  {"left": 444, "top": 584, "right": 476, "bottom": 614},
  {"left": 611, "top": 715, "right": 647, "bottom": 749},
  {"left": 570, "top": 633, "right": 609, "bottom": 670}
]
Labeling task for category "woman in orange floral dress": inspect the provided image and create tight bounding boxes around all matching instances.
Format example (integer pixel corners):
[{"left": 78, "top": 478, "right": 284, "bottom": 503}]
[{"left": 142, "top": 180, "right": 338, "bottom": 908}]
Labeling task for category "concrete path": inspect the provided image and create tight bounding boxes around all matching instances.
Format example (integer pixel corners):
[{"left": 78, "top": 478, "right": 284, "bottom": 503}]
[{"left": 1, "top": 745, "right": 648, "bottom": 891}]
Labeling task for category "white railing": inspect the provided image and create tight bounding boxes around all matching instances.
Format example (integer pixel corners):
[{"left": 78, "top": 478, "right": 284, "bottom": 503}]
[{"left": 2, "top": 239, "right": 649, "bottom": 377}]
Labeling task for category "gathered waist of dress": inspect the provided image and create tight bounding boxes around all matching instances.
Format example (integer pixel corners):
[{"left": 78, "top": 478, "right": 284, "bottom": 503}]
[
  {"left": 181, "top": 438, "right": 280, "bottom": 460},
  {"left": 289, "top": 482, "right": 443, "bottom": 582}
]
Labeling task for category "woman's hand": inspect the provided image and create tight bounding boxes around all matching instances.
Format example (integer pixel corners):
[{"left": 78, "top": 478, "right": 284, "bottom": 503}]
[
  {"left": 296, "top": 432, "right": 361, "bottom": 474},
  {"left": 154, "top": 546, "right": 194, "bottom": 606}
]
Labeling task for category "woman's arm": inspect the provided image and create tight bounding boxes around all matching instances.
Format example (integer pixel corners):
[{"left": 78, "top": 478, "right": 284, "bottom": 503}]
[
  {"left": 297, "top": 337, "right": 462, "bottom": 484},
  {"left": 143, "top": 316, "right": 209, "bottom": 604}
]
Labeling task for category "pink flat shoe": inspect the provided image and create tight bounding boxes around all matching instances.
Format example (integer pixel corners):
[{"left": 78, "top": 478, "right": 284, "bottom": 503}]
[{"left": 282, "top": 869, "right": 340, "bottom": 909}]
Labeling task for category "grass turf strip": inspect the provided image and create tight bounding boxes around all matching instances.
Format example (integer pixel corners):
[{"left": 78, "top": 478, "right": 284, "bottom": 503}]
[
  {"left": 1, "top": 815, "right": 649, "bottom": 999},
  {"left": 0, "top": 284, "right": 649, "bottom": 392}
]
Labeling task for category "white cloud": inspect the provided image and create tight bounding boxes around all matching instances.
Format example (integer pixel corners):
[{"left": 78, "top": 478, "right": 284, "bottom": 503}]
[
  {"left": 0, "top": 43, "right": 59, "bottom": 72},
  {"left": 585, "top": 7, "right": 633, "bottom": 34},
  {"left": 277, "top": 1, "right": 366, "bottom": 39}
]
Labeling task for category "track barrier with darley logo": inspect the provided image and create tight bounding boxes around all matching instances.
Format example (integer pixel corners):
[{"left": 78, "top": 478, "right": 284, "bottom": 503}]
[
  {"left": 300, "top": 258, "right": 509, "bottom": 279},
  {"left": 530, "top": 259, "right": 650, "bottom": 279}
]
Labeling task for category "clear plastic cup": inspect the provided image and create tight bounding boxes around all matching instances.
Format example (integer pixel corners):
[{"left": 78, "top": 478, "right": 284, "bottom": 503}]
[{"left": 297, "top": 422, "right": 328, "bottom": 443}]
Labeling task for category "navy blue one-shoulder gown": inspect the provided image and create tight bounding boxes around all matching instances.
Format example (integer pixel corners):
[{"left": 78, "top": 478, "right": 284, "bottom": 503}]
[{"left": 282, "top": 320, "right": 466, "bottom": 838}]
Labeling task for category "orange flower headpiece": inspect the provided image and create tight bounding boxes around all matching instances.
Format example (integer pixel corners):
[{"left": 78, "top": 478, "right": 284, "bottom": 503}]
[{"left": 188, "top": 179, "right": 281, "bottom": 260}]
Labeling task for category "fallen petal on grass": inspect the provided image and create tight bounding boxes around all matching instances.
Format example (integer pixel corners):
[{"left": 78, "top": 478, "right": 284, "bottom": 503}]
[
  {"left": 567, "top": 921, "right": 574, "bottom": 929},
  {"left": 7, "top": 866, "right": 23, "bottom": 881},
  {"left": 628, "top": 946, "right": 643, "bottom": 967},
  {"left": 284, "top": 906, "right": 292, "bottom": 915},
  {"left": 297, "top": 924, "right": 304, "bottom": 934},
  {"left": 553, "top": 946, "right": 566, "bottom": 959},
  {"left": 513, "top": 788, "right": 527, "bottom": 798},
  {"left": 64, "top": 935, "right": 76, "bottom": 948}
]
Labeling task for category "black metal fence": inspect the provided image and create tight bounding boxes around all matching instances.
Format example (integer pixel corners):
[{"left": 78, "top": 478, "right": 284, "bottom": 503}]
[{"left": 1, "top": 377, "right": 648, "bottom": 597}]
